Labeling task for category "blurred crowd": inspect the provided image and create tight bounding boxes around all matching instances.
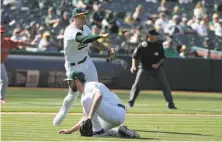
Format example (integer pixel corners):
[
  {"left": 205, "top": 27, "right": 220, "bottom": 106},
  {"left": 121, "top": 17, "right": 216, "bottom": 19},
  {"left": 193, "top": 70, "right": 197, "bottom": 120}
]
[{"left": 1, "top": 0, "right": 222, "bottom": 58}]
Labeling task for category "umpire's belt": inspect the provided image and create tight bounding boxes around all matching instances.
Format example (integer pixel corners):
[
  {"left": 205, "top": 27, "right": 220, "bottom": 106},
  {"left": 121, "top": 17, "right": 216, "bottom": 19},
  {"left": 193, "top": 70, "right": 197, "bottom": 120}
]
[
  {"left": 70, "top": 56, "right": 87, "bottom": 66},
  {"left": 118, "top": 104, "right": 125, "bottom": 110}
]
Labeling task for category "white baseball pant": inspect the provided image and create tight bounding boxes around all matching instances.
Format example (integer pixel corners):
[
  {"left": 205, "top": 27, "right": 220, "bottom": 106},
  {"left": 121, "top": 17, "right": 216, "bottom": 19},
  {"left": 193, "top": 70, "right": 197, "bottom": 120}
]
[{"left": 83, "top": 97, "right": 126, "bottom": 137}]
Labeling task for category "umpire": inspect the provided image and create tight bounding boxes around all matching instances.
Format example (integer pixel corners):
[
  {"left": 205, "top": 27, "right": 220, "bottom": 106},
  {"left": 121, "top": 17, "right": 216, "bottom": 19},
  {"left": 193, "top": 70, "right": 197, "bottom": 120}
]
[{"left": 128, "top": 29, "right": 177, "bottom": 109}]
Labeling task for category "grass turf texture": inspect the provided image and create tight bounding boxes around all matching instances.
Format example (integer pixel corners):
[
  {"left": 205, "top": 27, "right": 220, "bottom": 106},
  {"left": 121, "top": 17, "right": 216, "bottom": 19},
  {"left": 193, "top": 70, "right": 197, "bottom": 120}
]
[{"left": 1, "top": 87, "right": 222, "bottom": 141}]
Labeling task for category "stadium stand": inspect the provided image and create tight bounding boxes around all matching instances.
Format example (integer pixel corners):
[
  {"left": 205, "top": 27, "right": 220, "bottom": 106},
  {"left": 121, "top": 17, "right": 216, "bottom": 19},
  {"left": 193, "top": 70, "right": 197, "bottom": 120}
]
[{"left": 1, "top": 0, "right": 222, "bottom": 59}]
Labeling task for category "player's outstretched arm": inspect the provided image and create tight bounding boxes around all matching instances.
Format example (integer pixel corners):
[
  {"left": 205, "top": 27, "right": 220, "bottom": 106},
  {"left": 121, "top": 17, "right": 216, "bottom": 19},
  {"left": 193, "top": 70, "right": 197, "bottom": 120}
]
[
  {"left": 9, "top": 40, "right": 37, "bottom": 49},
  {"left": 59, "top": 116, "right": 85, "bottom": 134},
  {"left": 76, "top": 33, "right": 108, "bottom": 43},
  {"left": 22, "top": 42, "right": 37, "bottom": 47}
]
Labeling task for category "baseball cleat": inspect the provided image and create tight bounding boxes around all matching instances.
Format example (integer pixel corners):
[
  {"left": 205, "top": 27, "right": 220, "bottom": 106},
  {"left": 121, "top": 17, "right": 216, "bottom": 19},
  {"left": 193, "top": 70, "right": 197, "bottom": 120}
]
[
  {"left": 127, "top": 102, "right": 134, "bottom": 108},
  {"left": 118, "top": 126, "right": 140, "bottom": 138},
  {"left": 168, "top": 103, "right": 177, "bottom": 109}
]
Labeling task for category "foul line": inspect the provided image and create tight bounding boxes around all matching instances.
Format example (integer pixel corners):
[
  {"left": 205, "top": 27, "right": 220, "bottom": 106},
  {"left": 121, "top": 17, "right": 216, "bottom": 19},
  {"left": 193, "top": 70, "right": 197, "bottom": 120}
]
[{"left": 1, "top": 112, "right": 222, "bottom": 116}]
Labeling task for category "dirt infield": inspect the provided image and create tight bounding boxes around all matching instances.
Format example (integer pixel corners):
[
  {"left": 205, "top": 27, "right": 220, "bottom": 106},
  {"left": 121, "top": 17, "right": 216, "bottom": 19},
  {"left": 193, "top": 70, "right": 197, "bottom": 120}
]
[{"left": 1, "top": 112, "right": 222, "bottom": 116}]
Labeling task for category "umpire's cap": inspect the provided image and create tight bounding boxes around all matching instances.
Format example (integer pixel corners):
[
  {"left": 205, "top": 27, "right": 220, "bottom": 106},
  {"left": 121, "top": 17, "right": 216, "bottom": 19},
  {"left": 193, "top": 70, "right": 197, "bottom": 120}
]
[
  {"left": 148, "top": 29, "right": 160, "bottom": 36},
  {"left": 64, "top": 71, "right": 85, "bottom": 81},
  {"left": 72, "top": 8, "right": 88, "bottom": 17}
]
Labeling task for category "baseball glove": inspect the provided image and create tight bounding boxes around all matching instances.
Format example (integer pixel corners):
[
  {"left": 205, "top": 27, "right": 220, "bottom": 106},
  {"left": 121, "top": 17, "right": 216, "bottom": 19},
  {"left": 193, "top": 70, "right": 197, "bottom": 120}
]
[
  {"left": 79, "top": 119, "right": 93, "bottom": 137},
  {"left": 106, "top": 49, "right": 116, "bottom": 63}
]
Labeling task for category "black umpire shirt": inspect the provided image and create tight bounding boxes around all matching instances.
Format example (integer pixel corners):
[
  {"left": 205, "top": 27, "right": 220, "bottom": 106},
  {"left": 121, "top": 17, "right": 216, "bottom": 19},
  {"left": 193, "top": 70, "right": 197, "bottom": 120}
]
[{"left": 132, "top": 41, "right": 165, "bottom": 70}]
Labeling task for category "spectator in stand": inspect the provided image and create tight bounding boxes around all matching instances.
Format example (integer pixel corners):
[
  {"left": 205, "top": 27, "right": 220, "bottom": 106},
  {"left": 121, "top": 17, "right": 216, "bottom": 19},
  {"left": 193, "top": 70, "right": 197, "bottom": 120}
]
[
  {"left": 155, "top": 12, "right": 169, "bottom": 34},
  {"left": 179, "top": 45, "right": 189, "bottom": 58},
  {"left": 178, "top": 0, "right": 190, "bottom": 4},
  {"left": 72, "top": 0, "right": 88, "bottom": 9},
  {"left": 122, "top": 27, "right": 142, "bottom": 54},
  {"left": 21, "top": 26, "right": 31, "bottom": 41},
  {"left": 11, "top": 28, "right": 21, "bottom": 41},
  {"left": 1, "top": 9, "right": 11, "bottom": 25},
  {"left": 203, "top": 37, "right": 214, "bottom": 58},
  {"left": 3, "top": 0, "right": 23, "bottom": 9},
  {"left": 166, "top": 15, "right": 184, "bottom": 35},
  {"left": 57, "top": 29, "right": 65, "bottom": 51},
  {"left": 90, "top": 25, "right": 102, "bottom": 53},
  {"left": 133, "top": 4, "right": 143, "bottom": 23},
  {"left": 158, "top": 0, "right": 168, "bottom": 13},
  {"left": 101, "top": 12, "right": 119, "bottom": 34},
  {"left": 90, "top": 3, "right": 105, "bottom": 28},
  {"left": 190, "top": 16, "right": 202, "bottom": 33},
  {"left": 45, "top": 7, "right": 60, "bottom": 28},
  {"left": 60, "top": 0, "right": 71, "bottom": 11},
  {"left": 172, "top": 5, "right": 181, "bottom": 16},
  {"left": 190, "top": 15, "right": 208, "bottom": 36},
  {"left": 124, "top": 12, "right": 134, "bottom": 25},
  {"left": 215, "top": 19, "right": 222, "bottom": 37},
  {"left": 32, "top": 26, "right": 45, "bottom": 45},
  {"left": 11, "top": 27, "right": 30, "bottom": 42},
  {"left": 203, "top": 37, "right": 214, "bottom": 50},
  {"left": 28, "top": 21, "right": 39, "bottom": 42},
  {"left": 163, "top": 36, "right": 179, "bottom": 58},
  {"left": 194, "top": 1, "right": 205, "bottom": 18},
  {"left": 209, "top": 13, "right": 220, "bottom": 31},
  {"left": 59, "top": 11, "right": 70, "bottom": 28},
  {"left": 203, "top": 14, "right": 210, "bottom": 30},
  {"left": 180, "top": 17, "right": 196, "bottom": 34},
  {"left": 128, "top": 27, "right": 142, "bottom": 44},
  {"left": 38, "top": 31, "right": 58, "bottom": 52},
  {"left": 197, "top": 20, "right": 208, "bottom": 36}
]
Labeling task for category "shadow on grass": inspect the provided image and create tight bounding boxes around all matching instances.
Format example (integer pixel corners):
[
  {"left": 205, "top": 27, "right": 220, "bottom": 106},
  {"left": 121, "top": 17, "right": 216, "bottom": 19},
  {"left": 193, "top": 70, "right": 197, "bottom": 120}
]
[
  {"left": 93, "top": 136, "right": 159, "bottom": 140},
  {"left": 135, "top": 129, "right": 210, "bottom": 136},
  {"left": 133, "top": 137, "right": 160, "bottom": 140}
]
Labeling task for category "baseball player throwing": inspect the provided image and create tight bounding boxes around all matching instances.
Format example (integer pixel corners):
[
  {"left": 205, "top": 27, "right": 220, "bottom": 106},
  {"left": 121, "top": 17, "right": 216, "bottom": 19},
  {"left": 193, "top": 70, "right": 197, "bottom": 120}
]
[
  {"left": 53, "top": 8, "right": 116, "bottom": 126},
  {"left": 59, "top": 71, "right": 139, "bottom": 138}
]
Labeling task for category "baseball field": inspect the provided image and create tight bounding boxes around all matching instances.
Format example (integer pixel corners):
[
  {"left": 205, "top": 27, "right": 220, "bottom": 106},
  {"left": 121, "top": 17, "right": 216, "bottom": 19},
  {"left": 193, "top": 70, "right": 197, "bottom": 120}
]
[{"left": 1, "top": 87, "right": 222, "bottom": 141}]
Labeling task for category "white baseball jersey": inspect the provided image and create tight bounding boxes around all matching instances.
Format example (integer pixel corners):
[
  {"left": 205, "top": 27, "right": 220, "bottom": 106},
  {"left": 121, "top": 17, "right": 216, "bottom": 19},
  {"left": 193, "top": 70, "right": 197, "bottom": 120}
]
[
  {"left": 81, "top": 82, "right": 125, "bottom": 132},
  {"left": 63, "top": 24, "right": 98, "bottom": 82},
  {"left": 64, "top": 24, "right": 92, "bottom": 66}
]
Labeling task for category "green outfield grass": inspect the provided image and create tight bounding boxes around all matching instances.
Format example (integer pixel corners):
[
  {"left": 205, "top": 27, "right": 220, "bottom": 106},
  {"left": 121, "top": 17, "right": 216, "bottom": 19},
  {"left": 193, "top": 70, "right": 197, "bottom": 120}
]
[{"left": 1, "top": 87, "right": 222, "bottom": 141}]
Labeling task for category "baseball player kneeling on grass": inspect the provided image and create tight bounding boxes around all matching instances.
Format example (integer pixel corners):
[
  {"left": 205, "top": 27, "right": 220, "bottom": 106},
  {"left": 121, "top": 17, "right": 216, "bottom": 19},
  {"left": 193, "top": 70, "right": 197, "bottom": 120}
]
[{"left": 59, "top": 72, "right": 140, "bottom": 138}]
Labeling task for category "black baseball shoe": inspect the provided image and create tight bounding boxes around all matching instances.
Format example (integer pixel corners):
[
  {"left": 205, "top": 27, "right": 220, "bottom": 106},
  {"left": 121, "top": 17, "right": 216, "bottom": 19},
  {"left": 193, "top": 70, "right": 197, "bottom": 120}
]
[
  {"left": 127, "top": 101, "right": 134, "bottom": 108},
  {"left": 118, "top": 126, "right": 140, "bottom": 138},
  {"left": 168, "top": 102, "right": 177, "bottom": 109}
]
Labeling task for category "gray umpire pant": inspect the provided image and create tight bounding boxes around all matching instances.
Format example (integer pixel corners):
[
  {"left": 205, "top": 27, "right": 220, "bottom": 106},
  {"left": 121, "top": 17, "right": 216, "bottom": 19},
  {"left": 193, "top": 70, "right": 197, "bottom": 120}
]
[{"left": 129, "top": 66, "right": 174, "bottom": 105}]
